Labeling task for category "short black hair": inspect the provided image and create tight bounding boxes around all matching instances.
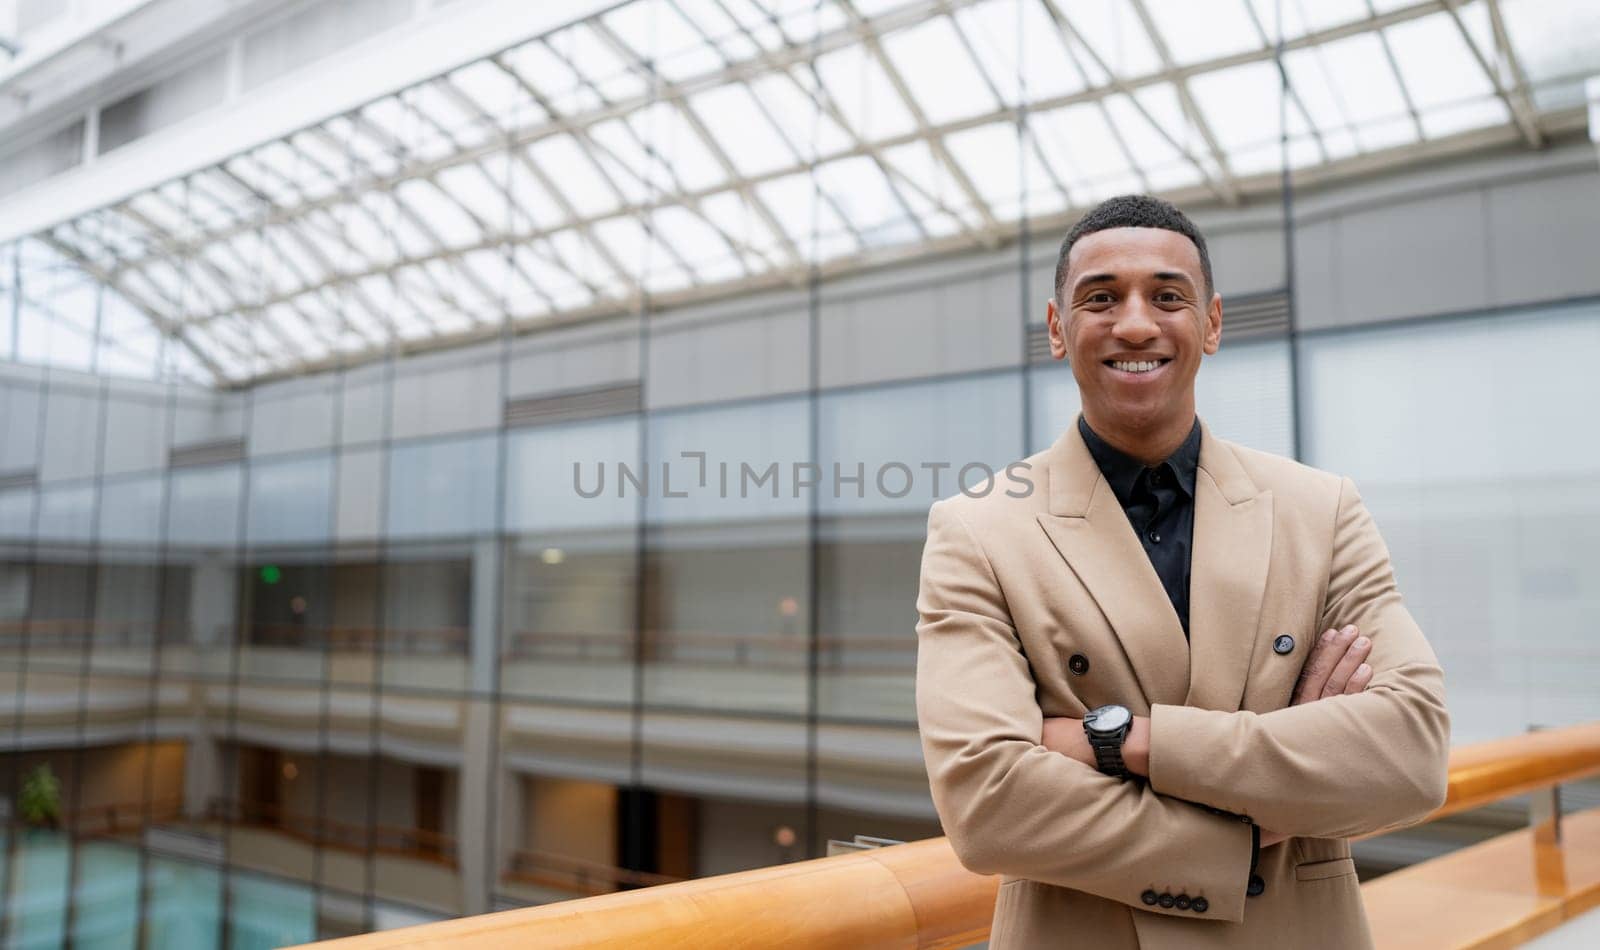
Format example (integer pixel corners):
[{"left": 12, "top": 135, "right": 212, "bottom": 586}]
[{"left": 1053, "top": 194, "right": 1213, "bottom": 301}]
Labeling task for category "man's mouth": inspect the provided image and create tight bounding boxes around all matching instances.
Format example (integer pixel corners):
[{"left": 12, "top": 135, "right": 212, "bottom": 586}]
[{"left": 1104, "top": 359, "right": 1171, "bottom": 374}]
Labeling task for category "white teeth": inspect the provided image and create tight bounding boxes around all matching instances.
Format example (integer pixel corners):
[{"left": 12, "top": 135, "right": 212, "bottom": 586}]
[{"left": 1110, "top": 360, "right": 1164, "bottom": 373}]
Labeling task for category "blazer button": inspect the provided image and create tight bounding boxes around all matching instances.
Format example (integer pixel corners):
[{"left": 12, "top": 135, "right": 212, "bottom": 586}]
[
  {"left": 1247, "top": 874, "right": 1265, "bottom": 897},
  {"left": 1141, "top": 889, "right": 1158, "bottom": 906},
  {"left": 1191, "top": 897, "right": 1209, "bottom": 913},
  {"left": 1174, "top": 895, "right": 1191, "bottom": 910},
  {"left": 1157, "top": 893, "right": 1175, "bottom": 908},
  {"left": 1273, "top": 634, "right": 1295, "bottom": 655},
  {"left": 1068, "top": 654, "right": 1089, "bottom": 675}
]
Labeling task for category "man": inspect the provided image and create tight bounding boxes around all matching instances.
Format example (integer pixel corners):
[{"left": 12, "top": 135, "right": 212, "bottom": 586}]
[{"left": 915, "top": 195, "right": 1449, "bottom": 949}]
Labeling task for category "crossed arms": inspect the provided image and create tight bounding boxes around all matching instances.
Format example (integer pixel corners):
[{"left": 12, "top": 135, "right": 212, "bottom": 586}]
[
  {"left": 914, "top": 477, "right": 1451, "bottom": 923},
  {"left": 1042, "top": 623, "right": 1383, "bottom": 849}
]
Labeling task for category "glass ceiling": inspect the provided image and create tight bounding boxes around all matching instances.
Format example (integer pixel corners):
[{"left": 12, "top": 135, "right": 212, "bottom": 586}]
[{"left": 12, "top": 0, "right": 1600, "bottom": 385}]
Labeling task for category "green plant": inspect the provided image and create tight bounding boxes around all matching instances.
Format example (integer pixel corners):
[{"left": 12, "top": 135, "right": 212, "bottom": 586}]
[{"left": 19, "top": 763, "right": 61, "bottom": 829}]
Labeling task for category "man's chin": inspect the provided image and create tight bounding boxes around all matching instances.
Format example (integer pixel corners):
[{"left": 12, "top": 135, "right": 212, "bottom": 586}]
[{"left": 1089, "top": 400, "right": 1173, "bottom": 432}]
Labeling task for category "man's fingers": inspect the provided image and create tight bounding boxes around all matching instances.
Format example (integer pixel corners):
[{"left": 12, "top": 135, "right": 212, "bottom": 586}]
[
  {"left": 1344, "top": 662, "right": 1373, "bottom": 695},
  {"left": 1292, "top": 626, "right": 1351, "bottom": 705},
  {"left": 1290, "top": 628, "right": 1338, "bottom": 704},
  {"left": 1321, "top": 634, "right": 1371, "bottom": 698}
]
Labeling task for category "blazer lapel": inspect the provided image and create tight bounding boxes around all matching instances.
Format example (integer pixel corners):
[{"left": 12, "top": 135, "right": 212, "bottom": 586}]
[
  {"left": 1036, "top": 421, "right": 1189, "bottom": 708},
  {"left": 1183, "top": 423, "right": 1273, "bottom": 711}
]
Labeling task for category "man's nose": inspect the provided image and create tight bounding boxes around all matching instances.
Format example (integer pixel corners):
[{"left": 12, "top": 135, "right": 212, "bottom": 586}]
[{"left": 1111, "top": 301, "right": 1160, "bottom": 343}]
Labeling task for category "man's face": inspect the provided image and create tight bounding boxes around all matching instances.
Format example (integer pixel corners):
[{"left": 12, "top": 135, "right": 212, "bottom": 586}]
[{"left": 1046, "top": 227, "right": 1222, "bottom": 435}]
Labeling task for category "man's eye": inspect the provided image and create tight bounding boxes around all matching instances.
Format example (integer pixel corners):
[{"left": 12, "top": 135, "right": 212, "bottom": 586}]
[
  {"left": 1086, "top": 293, "right": 1114, "bottom": 304},
  {"left": 1156, "top": 292, "right": 1183, "bottom": 303}
]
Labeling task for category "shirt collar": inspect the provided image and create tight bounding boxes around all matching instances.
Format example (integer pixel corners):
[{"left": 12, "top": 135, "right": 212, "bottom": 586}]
[{"left": 1077, "top": 414, "right": 1201, "bottom": 504}]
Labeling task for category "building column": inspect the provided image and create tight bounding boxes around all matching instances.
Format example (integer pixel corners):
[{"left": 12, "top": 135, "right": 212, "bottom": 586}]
[
  {"left": 183, "top": 693, "right": 221, "bottom": 821},
  {"left": 468, "top": 538, "right": 498, "bottom": 695},
  {"left": 189, "top": 558, "right": 236, "bottom": 646},
  {"left": 456, "top": 538, "right": 501, "bottom": 914},
  {"left": 456, "top": 700, "right": 493, "bottom": 915}
]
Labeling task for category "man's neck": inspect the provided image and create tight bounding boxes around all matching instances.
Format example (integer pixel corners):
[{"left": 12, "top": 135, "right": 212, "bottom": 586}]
[{"left": 1080, "top": 410, "right": 1197, "bottom": 467}]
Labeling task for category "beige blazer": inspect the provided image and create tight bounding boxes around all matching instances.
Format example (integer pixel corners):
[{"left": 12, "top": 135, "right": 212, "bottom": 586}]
[{"left": 915, "top": 418, "right": 1450, "bottom": 950}]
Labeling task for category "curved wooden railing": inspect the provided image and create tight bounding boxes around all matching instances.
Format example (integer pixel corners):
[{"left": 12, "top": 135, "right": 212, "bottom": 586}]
[
  {"left": 299, "top": 721, "right": 1600, "bottom": 949},
  {"left": 1428, "top": 724, "right": 1600, "bottom": 819}
]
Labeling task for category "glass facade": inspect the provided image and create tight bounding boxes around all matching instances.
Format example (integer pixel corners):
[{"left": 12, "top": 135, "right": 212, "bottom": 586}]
[{"left": 4, "top": 266, "right": 1599, "bottom": 935}]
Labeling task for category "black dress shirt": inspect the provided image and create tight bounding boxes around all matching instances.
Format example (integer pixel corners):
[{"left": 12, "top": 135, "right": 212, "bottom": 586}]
[
  {"left": 1078, "top": 414, "right": 1201, "bottom": 639},
  {"left": 1079, "top": 416, "right": 1266, "bottom": 892}
]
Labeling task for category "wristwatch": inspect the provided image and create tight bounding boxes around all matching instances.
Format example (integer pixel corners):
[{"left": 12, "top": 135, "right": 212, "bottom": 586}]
[{"left": 1083, "top": 704, "right": 1133, "bottom": 779}]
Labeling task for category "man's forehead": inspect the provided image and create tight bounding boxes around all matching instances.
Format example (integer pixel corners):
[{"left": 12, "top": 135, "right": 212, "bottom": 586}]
[{"left": 1068, "top": 227, "right": 1202, "bottom": 280}]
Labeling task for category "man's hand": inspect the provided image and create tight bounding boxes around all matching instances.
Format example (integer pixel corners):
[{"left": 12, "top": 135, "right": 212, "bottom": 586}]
[
  {"left": 1292, "top": 624, "right": 1372, "bottom": 705},
  {"left": 1040, "top": 624, "right": 1372, "bottom": 848},
  {"left": 1255, "top": 625, "right": 1371, "bottom": 847}
]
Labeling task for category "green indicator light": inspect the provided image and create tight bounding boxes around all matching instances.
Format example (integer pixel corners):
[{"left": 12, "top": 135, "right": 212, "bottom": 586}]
[{"left": 259, "top": 565, "right": 282, "bottom": 585}]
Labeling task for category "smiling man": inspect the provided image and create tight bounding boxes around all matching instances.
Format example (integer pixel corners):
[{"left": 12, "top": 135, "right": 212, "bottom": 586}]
[{"left": 914, "top": 195, "right": 1450, "bottom": 949}]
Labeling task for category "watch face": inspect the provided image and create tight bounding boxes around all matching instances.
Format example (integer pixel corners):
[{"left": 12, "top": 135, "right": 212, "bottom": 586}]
[{"left": 1089, "top": 704, "right": 1130, "bottom": 732}]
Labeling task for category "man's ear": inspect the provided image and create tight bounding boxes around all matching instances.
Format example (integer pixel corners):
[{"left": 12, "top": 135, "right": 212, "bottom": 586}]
[
  {"left": 1046, "top": 297, "right": 1069, "bottom": 361},
  {"left": 1202, "top": 291, "right": 1223, "bottom": 355}
]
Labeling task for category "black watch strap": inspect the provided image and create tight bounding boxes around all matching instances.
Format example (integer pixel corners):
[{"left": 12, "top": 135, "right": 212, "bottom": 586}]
[{"left": 1090, "top": 731, "right": 1129, "bottom": 778}]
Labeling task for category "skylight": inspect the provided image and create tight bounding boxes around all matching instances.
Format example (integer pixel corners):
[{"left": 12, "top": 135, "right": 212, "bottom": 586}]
[{"left": 8, "top": 0, "right": 1594, "bottom": 385}]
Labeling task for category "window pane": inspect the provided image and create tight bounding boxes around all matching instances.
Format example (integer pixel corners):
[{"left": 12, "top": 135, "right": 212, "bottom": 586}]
[
  {"left": 819, "top": 371, "right": 1026, "bottom": 517},
  {"left": 99, "top": 476, "right": 166, "bottom": 546},
  {"left": 1301, "top": 302, "right": 1600, "bottom": 742},
  {"left": 167, "top": 465, "right": 243, "bottom": 547},
  {"left": 36, "top": 484, "right": 96, "bottom": 544},
  {"left": 386, "top": 434, "right": 499, "bottom": 540},
  {"left": 145, "top": 857, "right": 221, "bottom": 950},
  {"left": 226, "top": 871, "right": 315, "bottom": 949},
  {"left": 7, "top": 829, "right": 70, "bottom": 946},
  {"left": 1195, "top": 338, "right": 1294, "bottom": 457},
  {"left": 69, "top": 839, "right": 141, "bottom": 949},
  {"left": 248, "top": 455, "right": 334, "bottom": 545}
]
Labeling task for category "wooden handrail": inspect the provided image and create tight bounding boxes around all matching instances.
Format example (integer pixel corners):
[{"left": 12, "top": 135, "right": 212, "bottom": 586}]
[
  {"left": 1431, "top": 722, "right": 1600, "bottom": 820},
  {"left": 300, "top": 836, "right": 992, "bottom": 950},
  {"left": 296, "top": 720, "right": 1600, "bottom": 949},
  {"left": 1363, "top": 808, "right": 1600, "bottom": 949}
]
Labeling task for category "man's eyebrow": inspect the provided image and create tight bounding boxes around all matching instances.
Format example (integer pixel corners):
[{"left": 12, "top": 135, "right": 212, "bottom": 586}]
[
  {"left": 1153, "top": 271, "right": 1196, "bottom": 287},
  {"left": 1072, "top": 273, "right": 1118, "bottom": 292}
]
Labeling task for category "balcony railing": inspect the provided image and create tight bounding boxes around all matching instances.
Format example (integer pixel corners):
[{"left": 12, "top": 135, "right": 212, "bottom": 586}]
[
  {"left": 0, "top": 621, "right": 922, "bottom": 667},
  {"left": 296, "top": 721, "right": 1600, "bottom": 949},
  {"left": 216, "top": 798, "right": 460, "bottom": 867},
  {"left": 249, "top": 624, "right": 469, "bottom": 653},
  {"left": 503, "top": 848, "right": 683, "bottom": 897},
  {"left": 47, "top": 796, "right": 187, "bottom": 838},
  {"left": 0, "top": 618, "right": 470, "bottom": 653},
  {"left": 507, "top": 629, "right": 917, "bottom": 671},
  {"left": 216, "top": 798, "right": 676, "bottom": 900}
]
